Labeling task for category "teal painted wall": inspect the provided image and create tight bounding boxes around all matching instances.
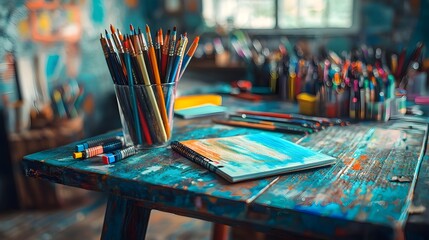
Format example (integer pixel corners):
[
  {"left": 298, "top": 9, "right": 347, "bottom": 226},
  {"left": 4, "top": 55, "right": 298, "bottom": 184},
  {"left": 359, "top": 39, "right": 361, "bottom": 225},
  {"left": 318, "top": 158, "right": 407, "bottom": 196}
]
[{"left": 0, "top": 0, "right": 427, "bottom": 137}]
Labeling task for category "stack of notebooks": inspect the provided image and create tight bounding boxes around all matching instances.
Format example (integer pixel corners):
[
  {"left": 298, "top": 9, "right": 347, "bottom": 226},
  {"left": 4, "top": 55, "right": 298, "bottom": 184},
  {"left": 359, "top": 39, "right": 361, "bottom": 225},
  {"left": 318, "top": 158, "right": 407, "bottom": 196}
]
[{"left": 171, "top": 133, "right": 336, "bottom": 183}]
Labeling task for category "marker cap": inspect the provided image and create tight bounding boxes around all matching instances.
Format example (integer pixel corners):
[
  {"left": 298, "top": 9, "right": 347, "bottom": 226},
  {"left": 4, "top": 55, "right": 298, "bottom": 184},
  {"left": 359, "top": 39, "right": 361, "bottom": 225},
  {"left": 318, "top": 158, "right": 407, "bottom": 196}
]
[
  {"left": 102, "top": 153, "right": 115, "bottom": 164},
  {"left": 73, "top": 152, "right": 83, "bottom": 159}
]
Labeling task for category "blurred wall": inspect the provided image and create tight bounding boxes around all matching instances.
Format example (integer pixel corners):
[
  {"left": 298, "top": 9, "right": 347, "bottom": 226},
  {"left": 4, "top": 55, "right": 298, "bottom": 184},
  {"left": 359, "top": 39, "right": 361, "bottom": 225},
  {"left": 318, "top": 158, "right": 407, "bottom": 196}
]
[
  {"left": 0, "top": 0, "right": 427, "bottom": 137},
  {"left": 0, "top": 0, "right": 148, "bottom": 137}
]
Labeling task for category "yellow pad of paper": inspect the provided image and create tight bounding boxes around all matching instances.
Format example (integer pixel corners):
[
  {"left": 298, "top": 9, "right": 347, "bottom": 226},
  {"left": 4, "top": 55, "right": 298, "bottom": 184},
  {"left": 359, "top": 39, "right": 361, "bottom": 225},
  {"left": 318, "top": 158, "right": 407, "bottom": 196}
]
[{"left": 174, "top": 94, "right": 222, "bottom": 110}]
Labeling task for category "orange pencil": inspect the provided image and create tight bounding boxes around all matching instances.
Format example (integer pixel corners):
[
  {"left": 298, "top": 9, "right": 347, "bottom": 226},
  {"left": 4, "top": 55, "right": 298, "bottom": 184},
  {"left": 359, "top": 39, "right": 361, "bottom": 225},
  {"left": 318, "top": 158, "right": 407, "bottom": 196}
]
[{"left": 146, "top": 24, "right": 170, "bottom": 138}]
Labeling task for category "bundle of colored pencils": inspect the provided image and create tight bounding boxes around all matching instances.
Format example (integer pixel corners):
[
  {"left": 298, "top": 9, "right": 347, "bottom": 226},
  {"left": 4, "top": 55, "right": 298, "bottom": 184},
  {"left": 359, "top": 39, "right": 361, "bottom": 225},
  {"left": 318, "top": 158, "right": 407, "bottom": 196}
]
[
  {"left": 99, "top": 24, "right": 199, "bottom": 85},
  {"left": 99, "top": 24, "right": 199, "bottom": 148}
]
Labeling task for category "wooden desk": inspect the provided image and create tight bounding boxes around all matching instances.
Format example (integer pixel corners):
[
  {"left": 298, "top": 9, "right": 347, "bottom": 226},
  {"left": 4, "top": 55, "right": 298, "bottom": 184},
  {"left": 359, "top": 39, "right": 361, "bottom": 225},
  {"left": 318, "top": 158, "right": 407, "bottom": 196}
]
[{"left": 22, "top": 98, "right": 429, "bottom": 239}]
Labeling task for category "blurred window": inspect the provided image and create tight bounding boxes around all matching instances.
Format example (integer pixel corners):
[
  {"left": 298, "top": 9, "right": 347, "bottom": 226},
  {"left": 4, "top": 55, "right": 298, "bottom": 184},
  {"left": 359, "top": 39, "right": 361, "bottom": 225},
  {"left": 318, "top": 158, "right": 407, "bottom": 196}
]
[{"left": 203, "top": 0, "right": 356, "bottom": 31}]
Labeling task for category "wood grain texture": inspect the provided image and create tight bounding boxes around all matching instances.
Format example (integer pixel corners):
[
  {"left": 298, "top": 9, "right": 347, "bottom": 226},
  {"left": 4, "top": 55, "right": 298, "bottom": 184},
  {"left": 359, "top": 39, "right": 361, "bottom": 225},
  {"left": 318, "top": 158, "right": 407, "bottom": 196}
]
[
  {"left": 406, "top": 119, "right": 429, "bottom": 240},
  {"left": 22, "top": 97, "right": 429, "bottom": 239},
  {"left": 251, "top": 121, "right": 427, "bottom": 239}
]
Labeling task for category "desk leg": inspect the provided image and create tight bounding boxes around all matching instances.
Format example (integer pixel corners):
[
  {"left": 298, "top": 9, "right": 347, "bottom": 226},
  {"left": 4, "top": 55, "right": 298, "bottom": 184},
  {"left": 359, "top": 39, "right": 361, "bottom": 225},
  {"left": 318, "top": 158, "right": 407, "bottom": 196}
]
[
  {"left": 212, "top": 223, "right": 230, "bottom": 240},
  {"left": 101, "top": 194, "right": 151, "bottom": 240}
]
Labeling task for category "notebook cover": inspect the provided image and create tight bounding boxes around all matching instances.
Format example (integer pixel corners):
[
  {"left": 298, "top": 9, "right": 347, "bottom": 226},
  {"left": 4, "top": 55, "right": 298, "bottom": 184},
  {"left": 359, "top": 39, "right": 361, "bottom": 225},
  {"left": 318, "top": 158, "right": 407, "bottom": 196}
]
[{"left": 171, "top": 133, "right": 336, "bottom": 183}]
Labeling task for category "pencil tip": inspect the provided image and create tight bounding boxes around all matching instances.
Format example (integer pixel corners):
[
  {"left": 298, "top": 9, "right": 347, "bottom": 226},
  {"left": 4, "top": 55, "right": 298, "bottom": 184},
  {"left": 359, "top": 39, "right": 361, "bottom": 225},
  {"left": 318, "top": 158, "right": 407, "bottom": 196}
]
[
  {"left": 110, "top": 24, "right": 115, "bottom": 33},
  {"left": 173, "top": 26, "right": 177, "bottom": 31},
  {"left": 145, "top": 24, "right": 150, "bottom": 32},
  {"left": 130, "top": 24, "right": 134, "bottom": 31}
]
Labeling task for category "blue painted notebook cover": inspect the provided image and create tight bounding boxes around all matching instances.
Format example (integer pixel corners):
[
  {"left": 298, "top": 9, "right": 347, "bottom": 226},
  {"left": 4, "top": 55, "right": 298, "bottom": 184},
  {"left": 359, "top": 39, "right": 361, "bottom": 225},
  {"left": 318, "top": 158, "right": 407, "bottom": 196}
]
[{"left": 171, "top": 133, "right": 336, "bottom": 183}]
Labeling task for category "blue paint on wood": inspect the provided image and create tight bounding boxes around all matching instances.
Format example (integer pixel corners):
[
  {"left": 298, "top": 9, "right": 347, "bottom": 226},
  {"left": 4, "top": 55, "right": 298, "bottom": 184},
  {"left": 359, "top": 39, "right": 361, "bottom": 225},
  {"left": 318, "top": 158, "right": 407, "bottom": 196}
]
[{"left": 22, "top": 98, "right": 429, "bottom": 239}]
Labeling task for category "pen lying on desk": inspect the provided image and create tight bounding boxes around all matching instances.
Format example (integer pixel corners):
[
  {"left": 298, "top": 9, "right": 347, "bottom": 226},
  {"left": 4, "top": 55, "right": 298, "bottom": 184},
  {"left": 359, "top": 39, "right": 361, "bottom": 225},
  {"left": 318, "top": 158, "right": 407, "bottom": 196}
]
[
  {"left": 213, "top": 118, "right": 311, "bottom": 135},
  {"left": 229, "top": 114, "right": 322, "bottom": 130},
  {"left": 75, "top": 135, "right": 124, "bottom": 152},
  {"left": 237, "top": 110, "right": 350, "bottom": 126},
  {"left": 102, "top": 146, "right": 137, "bottom": 164}
]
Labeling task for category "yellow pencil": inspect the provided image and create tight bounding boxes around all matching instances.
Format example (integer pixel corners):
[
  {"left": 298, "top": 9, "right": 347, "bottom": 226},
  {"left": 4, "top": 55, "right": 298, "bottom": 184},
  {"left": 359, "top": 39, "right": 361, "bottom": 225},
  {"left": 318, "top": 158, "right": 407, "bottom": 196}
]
[
  {"left": 131, "top": 34, "right": 167, "bottom": 142},
  {"left": 146, "top": 24, "right": 171, "bottom": 138}
]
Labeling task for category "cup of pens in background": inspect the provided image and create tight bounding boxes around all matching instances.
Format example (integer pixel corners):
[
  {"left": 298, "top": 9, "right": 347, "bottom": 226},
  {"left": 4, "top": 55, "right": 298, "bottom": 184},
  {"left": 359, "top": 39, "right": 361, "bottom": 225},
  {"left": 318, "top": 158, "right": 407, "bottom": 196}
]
[{"left": 100, "top": 24, "right": 199, "bottom": 149}]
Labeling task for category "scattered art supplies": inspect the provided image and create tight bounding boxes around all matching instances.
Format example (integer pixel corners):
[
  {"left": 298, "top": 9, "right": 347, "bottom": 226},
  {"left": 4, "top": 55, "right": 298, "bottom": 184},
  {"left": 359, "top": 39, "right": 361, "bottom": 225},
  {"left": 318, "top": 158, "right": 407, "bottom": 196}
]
[
  {"left": 175, "top": 104, "right": 227, "bottom": 119},
  {"left": 72, "top": 134, "right": 137, "bottom": 164},
  {"left": 171, "top": 133, "right": 336, "bottom": 183},
  {"left": 211, "top": 110, "right": 350, "bottom": 135}
]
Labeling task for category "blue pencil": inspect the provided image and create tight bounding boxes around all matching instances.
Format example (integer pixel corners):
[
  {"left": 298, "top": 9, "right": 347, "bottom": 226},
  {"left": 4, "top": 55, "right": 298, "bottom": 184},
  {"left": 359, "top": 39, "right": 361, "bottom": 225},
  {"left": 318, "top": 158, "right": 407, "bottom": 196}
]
[
  {"left": 178, "top": 36, "right": 199, "bottom": 80},
  {"left": 124, "top": 36, "right": 143, "bottom": 145},
  {"left": 168, "top": 35, "right": 188, "bottom": 83},
  {"left": 164, "top": 27, "right": 177, "bottom": 83}
]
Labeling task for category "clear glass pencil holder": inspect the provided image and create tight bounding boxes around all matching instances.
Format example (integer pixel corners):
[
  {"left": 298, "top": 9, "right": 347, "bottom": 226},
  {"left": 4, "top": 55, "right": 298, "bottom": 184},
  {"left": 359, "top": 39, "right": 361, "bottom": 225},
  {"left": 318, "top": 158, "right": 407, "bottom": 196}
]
[{"left": 114, "top": 82, "right": 176, "bottom": 149}]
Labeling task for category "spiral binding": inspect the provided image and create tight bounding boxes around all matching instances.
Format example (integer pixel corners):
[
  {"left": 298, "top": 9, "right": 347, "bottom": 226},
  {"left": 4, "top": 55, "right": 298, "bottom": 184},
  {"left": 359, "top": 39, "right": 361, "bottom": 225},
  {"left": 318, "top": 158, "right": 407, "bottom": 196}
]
[{"left": 170, "top": 141, "right": 218, "bottom": 172}]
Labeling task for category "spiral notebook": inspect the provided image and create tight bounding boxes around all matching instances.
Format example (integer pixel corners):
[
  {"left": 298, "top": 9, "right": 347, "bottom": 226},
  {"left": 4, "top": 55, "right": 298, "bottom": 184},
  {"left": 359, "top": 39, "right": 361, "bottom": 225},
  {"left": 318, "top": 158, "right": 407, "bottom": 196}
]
[{"left": 171, "top": 133, "right": 336, "bottom": 183}]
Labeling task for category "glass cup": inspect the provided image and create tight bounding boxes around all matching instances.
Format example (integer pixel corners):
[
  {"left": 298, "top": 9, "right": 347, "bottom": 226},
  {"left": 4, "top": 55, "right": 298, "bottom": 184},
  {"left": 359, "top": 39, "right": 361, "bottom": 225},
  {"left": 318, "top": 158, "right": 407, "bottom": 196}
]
[{"left": 114, "top": 82, "right": 176, "bottom": 149}]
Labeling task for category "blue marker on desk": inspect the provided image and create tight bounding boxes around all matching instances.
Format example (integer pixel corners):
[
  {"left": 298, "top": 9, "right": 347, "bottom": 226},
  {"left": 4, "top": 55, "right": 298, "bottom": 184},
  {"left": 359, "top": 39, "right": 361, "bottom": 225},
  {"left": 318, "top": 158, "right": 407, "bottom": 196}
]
[
  {"left": 75, "top": 135, "right": 124, "bottom": 152},
  {"left": 102, "top": 146, "right": 137, "bottom": 164}
]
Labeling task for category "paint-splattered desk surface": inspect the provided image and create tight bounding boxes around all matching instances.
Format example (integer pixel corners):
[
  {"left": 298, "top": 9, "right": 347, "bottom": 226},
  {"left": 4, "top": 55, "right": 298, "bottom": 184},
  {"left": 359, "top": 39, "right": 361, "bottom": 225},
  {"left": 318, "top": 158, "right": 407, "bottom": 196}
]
[{"left": 23, "top": 98, "right": 429, "bottom": 240}]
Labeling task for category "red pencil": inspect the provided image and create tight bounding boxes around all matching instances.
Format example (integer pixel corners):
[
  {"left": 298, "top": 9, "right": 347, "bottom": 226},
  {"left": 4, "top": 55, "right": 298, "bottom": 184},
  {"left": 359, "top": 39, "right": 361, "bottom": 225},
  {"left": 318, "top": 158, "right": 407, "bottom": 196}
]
[
  {"left": 161, "top": 29, "right": 170, "bottom": 82},
  {"left": 137, "top": 102, "right": 153, "bottom": 145}
]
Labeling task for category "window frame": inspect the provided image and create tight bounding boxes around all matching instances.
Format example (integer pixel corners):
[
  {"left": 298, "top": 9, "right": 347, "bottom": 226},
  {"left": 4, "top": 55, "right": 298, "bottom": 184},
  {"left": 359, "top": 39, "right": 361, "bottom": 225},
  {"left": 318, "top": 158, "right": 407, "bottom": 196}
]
[{"left": 203, "top": 0, "right": 360, "bottom": 36}]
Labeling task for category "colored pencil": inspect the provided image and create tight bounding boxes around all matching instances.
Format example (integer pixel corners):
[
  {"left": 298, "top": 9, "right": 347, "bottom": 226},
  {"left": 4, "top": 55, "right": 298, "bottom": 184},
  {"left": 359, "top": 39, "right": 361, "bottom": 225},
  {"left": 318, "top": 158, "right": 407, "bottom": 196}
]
[
  {"left": 110, "top": 24, "right": 127, "bottom": 78},
  {"left": 146, "top": 24, "right": 171, "bottom": 139},
  {"left": 161, "top": 29, "right": 170, "bottom": 82},
  {"left": 237, "top": 110, "right": 349, "bottom": 126},
  {"left": 228, "top": 115, "right": 314, "bottom": 133},
  {"left": 100, "top": 34, "right": 118, "bottom": 84},
  {"left": 156, "top": 28, "right": 163, "bottom": 76},
  {"left": 228, "top": 114, "right": 322, "bottom": 130},
  {"left": 212, "top": 119, "right": 310, "bottom": 135},
  {"left": 124, "top": 37, "right": 143, "bottom": 144},
  {"left": 164, "top": 26, "right": 177, "bottom": 85},
  {"left": 179, "top": 36, "right": 199, "bottom": 80},
  {"left": 169, "top": 34, "right": 188, "bottom": 83},
  {"left": 137, "top": 28, "right": 155, "bottom": 84}
]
